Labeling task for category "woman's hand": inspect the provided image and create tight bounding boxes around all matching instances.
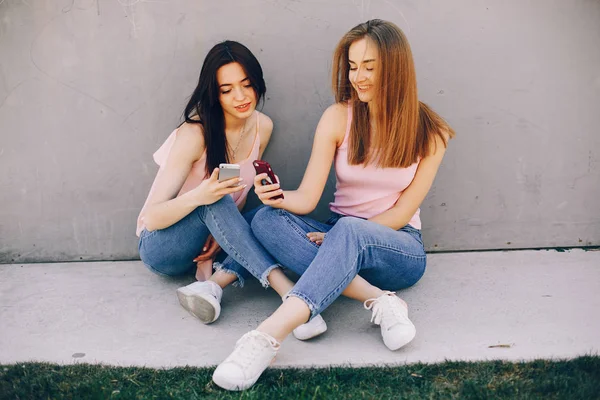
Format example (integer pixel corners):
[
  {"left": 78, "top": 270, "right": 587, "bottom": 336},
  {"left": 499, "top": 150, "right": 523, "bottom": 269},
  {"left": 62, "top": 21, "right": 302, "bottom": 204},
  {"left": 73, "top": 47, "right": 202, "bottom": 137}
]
[
  {"left": 191, "top": 168, "right": 246, "bottom": 206},
  {"left": 193, "top": 235, "right": 221, "bottom": 262},
  {"left": 254, "top": 173, "right": 285, "bottom": 207},
  {"left": 307, "top": 232, "right": 325, "bottom": 246},
  {"left": 193, "top": 234, "right": 221, "bottom": 281}
]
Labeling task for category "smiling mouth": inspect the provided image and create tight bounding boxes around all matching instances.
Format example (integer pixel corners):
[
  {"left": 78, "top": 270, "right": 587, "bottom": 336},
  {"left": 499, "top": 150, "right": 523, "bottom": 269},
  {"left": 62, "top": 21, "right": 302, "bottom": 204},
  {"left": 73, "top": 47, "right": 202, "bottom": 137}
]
[{"left": 235, "top": 103, "right": 251, "bottom": 110}]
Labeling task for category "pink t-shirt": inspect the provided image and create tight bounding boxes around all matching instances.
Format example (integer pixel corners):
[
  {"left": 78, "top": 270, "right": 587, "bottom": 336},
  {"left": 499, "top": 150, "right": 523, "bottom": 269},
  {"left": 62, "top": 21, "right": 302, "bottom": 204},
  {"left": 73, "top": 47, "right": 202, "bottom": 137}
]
[
  {"left": 136, "top": 113, "right": 260, "bottom": 236},
  {"left": 329, "top": 105, "right": 421, "bottom": 229}
]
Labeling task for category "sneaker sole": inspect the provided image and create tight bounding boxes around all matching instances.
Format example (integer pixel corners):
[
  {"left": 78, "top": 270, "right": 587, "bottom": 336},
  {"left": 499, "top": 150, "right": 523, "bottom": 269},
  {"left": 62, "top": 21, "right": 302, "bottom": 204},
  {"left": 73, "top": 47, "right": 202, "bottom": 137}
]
[
  {"left": 212, "top": 372, "right": 259, "bottom": 391},
  {"left": 176, "top": 288, "right": 220, "bottom": 324},
  {"left": 212, "top": 357, "right": 276, "bottom": 391},
  {"left": 293, "top": 318, "right": 328, "bottom": 341}
]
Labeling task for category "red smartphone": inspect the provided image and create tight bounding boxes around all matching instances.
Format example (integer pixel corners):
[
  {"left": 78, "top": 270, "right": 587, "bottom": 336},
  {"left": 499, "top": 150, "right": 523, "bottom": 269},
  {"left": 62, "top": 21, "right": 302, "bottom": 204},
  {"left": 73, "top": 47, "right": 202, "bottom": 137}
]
[{"left": 253, "top": 160, "right": 284, "bottom": 200}]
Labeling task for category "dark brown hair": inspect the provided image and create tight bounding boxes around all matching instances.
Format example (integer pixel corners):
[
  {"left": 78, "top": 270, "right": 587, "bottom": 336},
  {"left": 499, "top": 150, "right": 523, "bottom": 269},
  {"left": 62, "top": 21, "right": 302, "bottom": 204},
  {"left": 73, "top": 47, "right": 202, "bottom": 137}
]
[
  {"left": 332, "top": 19, "right": 455, "bottom": 167},
  {"left": 183, "top": 41, "right": 266, "bottom": 176}
]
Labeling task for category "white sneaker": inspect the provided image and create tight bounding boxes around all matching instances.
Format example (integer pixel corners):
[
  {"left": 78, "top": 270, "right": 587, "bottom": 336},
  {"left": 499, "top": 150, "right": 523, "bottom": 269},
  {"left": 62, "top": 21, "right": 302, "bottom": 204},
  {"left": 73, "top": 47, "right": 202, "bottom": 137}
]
[
  {"left": 176, "top": 280, "right": 222, "bottom": 324},
  {"left": 292, "top": 314, "right": 328, "bottom": 340},
  {"left": 212, "top": 330, "right": 280, "bottom": 391},
  {"left": 364, "top": 291, "right": 416, "bottom": 351}
]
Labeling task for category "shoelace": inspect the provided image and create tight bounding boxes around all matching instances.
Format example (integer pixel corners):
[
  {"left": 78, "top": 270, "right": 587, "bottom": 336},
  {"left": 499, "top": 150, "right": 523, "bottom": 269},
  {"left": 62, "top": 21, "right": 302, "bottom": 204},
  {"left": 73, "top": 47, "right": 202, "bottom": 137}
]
[
  {"left": 230, "top": 331, "right": 280, "bottom": 369},
  {"left": 364, "top": 291, "right": 407, "bottom": 329}
]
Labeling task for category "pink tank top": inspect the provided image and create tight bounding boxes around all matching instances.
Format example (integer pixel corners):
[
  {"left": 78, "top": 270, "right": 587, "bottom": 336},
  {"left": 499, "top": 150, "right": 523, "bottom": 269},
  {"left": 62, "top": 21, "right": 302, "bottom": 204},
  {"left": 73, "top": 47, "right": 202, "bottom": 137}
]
[
  {"left": 136, "top": 112, "right": 261, "bottom": 236},
  {"left": 329, "top": 106, "right": 421, "bottom": 229}
]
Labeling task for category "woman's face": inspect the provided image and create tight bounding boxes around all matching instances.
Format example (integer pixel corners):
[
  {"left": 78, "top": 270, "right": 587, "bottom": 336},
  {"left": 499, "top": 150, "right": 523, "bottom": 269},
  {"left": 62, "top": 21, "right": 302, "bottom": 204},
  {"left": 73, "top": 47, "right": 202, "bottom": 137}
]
[
  {"left": 348, "top": 37, "right": 379, "bottom": 104},
  {"left": 217, "top": 62, "right": 257, "bottom": 120}
]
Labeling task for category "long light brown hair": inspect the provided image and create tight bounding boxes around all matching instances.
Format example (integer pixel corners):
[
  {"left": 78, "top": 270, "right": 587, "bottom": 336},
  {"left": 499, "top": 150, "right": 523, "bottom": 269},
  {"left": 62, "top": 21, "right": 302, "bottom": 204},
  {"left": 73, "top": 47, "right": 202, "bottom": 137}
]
[{"left": 332, "top": 19, "right": 455, "bottom": 168}]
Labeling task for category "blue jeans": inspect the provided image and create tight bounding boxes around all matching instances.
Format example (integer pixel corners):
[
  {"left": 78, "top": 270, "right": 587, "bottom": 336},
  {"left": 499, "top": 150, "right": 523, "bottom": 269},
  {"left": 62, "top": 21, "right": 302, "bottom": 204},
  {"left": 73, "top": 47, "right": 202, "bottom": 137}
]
[
  {"left": 251, "top": 208, "right": 426, "bottom": 318},
  {"left": 138, "top": 196, "right": 279, "bottom": 287}
]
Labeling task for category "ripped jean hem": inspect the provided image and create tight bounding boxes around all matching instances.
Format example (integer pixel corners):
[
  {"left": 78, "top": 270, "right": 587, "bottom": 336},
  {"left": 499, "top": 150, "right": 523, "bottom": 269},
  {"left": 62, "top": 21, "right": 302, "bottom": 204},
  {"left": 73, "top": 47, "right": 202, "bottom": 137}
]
[
  {"left": 258, "top": 263, "right": 282, "bottom": 289},
  {"left": 213, "top": 261, "right": 244, "bottom": 288}
]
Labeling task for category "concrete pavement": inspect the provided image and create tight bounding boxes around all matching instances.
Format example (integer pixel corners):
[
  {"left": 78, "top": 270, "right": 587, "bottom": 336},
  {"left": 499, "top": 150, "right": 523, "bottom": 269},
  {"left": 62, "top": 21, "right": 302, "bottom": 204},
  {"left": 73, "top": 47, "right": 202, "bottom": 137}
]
[{"left": 1, "top": 249, "right": 598, "bottom": 368}]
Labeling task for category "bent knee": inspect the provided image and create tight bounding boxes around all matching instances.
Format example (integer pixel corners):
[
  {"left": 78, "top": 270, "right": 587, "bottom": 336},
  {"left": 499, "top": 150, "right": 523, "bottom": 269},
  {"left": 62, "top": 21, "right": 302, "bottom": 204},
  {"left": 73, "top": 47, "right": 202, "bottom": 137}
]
[
  {"left": 251, "top": 207, "right": 292, "bottom": 247},
  {"left": 329, "top": 216, "right": 367, "bottom": 236},
  {"left": 140, "top": 253, "right": 193, "bottom": 277},
  {"left": 335, "top": 216, "right": 365, "bottom": 228},
  {"left": 250, "top": 206, "right": 283, "bottom": 232}
]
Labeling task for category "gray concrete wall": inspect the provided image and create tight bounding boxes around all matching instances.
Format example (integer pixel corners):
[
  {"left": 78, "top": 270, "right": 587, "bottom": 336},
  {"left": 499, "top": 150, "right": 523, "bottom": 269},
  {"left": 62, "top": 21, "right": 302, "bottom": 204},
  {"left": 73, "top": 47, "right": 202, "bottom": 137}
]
[{"left": 1, "top": 0, "right": 599, "bottom": 263}]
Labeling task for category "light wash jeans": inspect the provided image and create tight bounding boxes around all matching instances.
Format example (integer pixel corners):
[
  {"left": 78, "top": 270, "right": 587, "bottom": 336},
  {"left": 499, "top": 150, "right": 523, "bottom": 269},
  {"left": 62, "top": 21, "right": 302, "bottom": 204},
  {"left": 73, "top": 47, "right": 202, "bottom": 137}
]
[
  {"left": 138, "top": 196, "right": 278, "bottom": 287},
  {"left": 251, "top": 208, "right": 426, "bottom": 318}
]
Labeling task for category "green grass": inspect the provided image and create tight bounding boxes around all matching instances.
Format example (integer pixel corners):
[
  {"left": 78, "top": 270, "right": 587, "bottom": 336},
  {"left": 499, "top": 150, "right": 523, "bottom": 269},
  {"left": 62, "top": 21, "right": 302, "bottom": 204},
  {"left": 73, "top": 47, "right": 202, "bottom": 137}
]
[{"left": 1, "top": 357, "right": 599, "bottom": 399}]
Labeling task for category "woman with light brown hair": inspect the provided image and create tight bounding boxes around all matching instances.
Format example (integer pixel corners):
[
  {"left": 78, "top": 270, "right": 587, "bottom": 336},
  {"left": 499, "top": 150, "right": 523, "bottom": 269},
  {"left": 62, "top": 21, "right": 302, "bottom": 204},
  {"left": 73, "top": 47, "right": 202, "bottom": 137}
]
[{"left": 212, "top": 19, "right": 455, "bottom": 391}]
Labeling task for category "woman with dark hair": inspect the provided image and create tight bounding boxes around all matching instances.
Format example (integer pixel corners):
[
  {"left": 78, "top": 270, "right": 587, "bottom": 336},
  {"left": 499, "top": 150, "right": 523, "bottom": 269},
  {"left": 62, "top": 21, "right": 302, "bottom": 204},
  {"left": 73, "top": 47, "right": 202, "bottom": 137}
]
[
  {"left": 212, "top": 20, "right": 455, "bottom": 391},
  {"left": 136, "top": 41, "right": 325, "bottom": 339}
]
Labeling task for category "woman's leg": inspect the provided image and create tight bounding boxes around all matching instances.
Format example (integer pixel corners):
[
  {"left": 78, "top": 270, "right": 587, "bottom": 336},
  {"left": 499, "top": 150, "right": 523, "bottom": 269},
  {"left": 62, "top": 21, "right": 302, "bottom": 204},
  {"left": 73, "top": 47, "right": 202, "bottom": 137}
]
[
  {"left": 138, "top": 206, "right": 231, "bottom": 324},
  {"left": 213, "top": 217, "right": 426, "bottom": 390},
  {"left": 211, "top": 206, "right": 327, "bottom": 340},
  {"left": 333, "top": 225, "right": 426, "bottom": 303},
  {"left": 251, "top": 207, "right": 400, "bottom": 306},
  {"left": 258, "top": 217, "right": 425, "bottom": 336},
  {"left": 138, "top": 200, "right": 258, "bottom": 288},
  {"left": 140, "top": 197, "right": 296, "bottom": 323},
  {"left": 250, "top": 207, "right": 334, "bottom": 276},
  {"left": 209, "top": 205, "right": 262, "bottom": 288},
  {"left": 210, "top": 206, "right": 297, "bottom": 296},
  {"left": 139, "top": 211, "right": 210, "bottom": 277},
  {"left": 250, "top": 207, "right": 334, "bottom": 339},
  {"left": 194, "top": 196, "right": 294, "bottom": 292}
]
